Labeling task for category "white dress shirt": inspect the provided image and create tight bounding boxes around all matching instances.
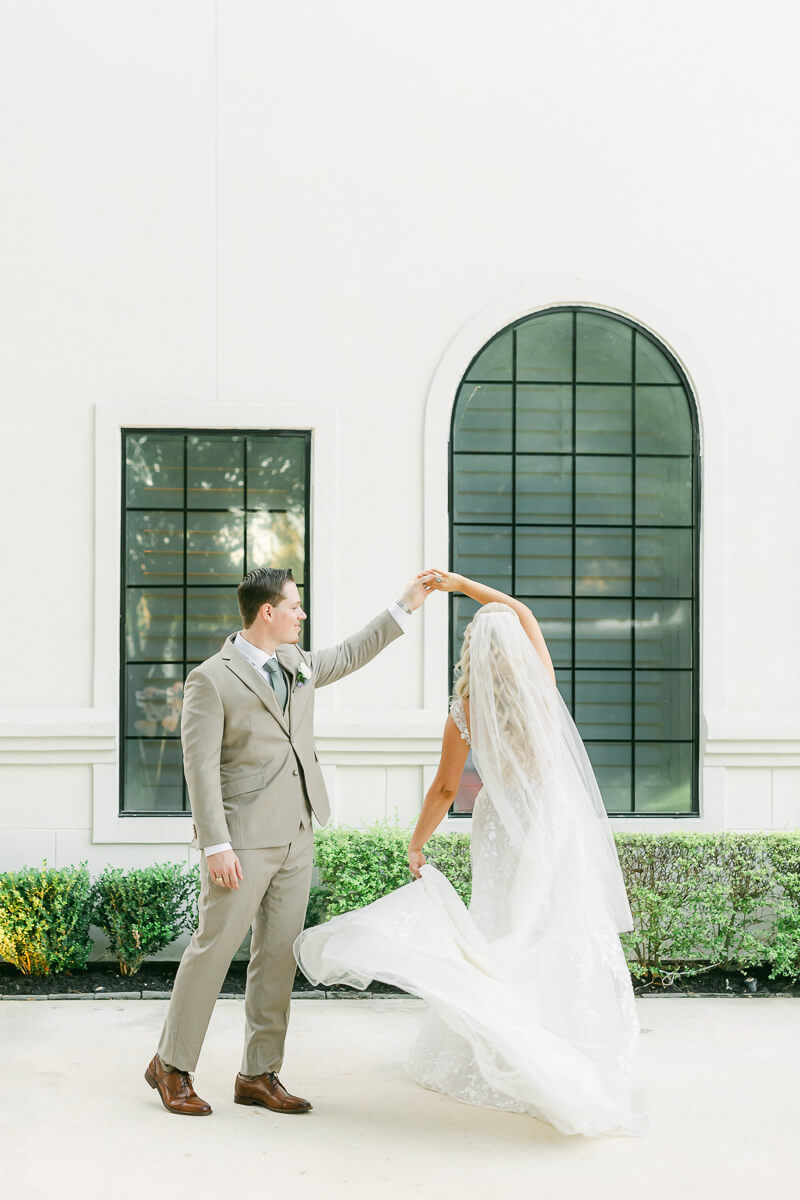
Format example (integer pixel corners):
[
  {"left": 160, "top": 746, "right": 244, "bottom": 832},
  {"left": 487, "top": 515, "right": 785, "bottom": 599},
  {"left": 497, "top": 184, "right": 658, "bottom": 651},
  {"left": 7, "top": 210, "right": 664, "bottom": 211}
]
[{"left": 203, "top": 602, "right": 411, "bottom": 858}]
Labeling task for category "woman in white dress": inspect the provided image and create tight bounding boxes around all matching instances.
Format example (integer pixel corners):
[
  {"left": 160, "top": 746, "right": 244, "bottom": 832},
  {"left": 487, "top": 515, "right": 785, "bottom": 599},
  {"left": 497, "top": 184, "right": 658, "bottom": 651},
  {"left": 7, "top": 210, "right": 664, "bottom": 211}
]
[{"left": 294, "top": 571, "right": 648, "bottom": 1137}]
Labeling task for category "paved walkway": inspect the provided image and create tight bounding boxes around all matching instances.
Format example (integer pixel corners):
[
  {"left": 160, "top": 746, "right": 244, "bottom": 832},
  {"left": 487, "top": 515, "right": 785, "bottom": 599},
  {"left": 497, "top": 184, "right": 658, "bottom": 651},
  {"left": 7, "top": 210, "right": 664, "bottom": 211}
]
[{"left": 1, "top": 996, "right": 798, "bottom": 1199}]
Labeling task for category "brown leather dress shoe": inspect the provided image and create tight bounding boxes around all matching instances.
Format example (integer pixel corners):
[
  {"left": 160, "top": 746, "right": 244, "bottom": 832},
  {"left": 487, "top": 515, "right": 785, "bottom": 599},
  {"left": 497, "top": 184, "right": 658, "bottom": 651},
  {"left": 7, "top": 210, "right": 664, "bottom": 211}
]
[
  {"left": 234, "top": 1071, "right": 313, "bottom": 1114},
  {"left": 145, "top": 1053, "right": 212, "bottom": 1115}
]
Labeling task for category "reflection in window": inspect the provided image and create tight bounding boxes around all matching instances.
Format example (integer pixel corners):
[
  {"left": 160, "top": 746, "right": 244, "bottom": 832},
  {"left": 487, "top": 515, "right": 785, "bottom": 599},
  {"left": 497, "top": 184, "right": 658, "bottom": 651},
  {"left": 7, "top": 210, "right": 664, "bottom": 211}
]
[
  {"left": 121, "top": 430, "right": 311, "bottom": 815},
  {"left": 450, "top": 309, "right": 698, "bottom": 815}
]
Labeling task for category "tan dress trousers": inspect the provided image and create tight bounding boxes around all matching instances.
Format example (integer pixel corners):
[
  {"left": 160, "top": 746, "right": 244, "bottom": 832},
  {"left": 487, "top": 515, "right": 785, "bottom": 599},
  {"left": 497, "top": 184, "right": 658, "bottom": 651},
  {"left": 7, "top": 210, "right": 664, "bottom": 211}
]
[{"left": 157, "top": 820, "right": 314, "bottom": 1076}]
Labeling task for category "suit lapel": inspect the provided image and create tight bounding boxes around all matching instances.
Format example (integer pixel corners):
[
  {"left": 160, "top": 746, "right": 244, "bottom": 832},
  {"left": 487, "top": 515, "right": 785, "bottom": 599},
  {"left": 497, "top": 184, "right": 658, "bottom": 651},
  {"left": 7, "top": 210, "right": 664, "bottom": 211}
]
[{"left": 222, "top": 637, "right": 290, "bottom": 734}]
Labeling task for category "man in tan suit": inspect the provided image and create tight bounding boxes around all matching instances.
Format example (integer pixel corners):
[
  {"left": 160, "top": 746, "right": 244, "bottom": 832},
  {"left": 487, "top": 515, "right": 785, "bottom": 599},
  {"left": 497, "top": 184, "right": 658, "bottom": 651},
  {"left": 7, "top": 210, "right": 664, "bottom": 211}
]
[{"left": 145, "top": 566, "right": 430, "bottom": 1115}]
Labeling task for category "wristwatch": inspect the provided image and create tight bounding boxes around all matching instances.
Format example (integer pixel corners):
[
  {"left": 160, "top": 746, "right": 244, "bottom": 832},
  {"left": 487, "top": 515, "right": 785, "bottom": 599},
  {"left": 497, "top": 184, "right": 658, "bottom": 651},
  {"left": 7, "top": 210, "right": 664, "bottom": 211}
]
[{"left": 395, "top": 597, "right": 413, "bottom": 615}]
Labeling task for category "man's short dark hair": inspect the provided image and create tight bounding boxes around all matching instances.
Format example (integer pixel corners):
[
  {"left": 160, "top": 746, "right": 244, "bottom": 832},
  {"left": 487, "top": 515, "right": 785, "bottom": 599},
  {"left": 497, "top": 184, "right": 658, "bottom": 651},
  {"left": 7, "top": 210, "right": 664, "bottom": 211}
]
[{"left": 238, "top": 567, "right": 295, "bottom": 628}]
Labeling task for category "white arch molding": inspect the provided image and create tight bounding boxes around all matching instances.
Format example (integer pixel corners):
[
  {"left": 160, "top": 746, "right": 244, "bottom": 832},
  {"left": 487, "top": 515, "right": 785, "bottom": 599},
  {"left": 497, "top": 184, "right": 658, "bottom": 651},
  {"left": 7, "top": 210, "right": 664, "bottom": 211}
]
[{"left": 421, "top": 282, "right": 727, "bottom": 802}]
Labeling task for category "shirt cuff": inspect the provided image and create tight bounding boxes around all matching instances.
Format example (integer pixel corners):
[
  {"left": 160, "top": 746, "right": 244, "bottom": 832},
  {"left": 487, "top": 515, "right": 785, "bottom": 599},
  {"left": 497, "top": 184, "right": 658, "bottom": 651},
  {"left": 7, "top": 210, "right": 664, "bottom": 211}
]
[
  {"left": 388, "top": 601, "right": 412, "bottom": 631},
  {"left": 204, "top": 841, "right": 232, "bottom": 857}
]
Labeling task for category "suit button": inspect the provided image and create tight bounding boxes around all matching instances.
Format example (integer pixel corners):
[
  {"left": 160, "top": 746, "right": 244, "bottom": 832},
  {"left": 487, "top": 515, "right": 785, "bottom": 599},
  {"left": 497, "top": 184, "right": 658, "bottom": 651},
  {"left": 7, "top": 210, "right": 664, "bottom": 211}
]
[{"left": 292, "top": 768, "right": 299, "bottom": 776}]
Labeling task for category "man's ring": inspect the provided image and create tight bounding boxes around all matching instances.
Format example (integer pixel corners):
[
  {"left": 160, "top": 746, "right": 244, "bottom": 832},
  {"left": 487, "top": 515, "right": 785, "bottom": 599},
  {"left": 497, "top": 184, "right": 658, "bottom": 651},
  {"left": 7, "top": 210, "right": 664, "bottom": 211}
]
[{"left": 214, "top": 875, "right": 222, "bottom": 883}]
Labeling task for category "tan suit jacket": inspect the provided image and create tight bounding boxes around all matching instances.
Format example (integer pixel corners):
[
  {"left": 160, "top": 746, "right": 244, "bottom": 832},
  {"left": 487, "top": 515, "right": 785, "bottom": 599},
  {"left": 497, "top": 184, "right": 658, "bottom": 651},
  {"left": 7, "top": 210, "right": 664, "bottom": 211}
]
[{"left": 181, "top": 608, "right": 403, "bottom": 850}]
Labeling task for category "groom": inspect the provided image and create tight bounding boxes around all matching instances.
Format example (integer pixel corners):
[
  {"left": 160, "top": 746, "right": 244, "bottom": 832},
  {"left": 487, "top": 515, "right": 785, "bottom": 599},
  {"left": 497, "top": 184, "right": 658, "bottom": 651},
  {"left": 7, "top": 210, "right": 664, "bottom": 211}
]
[{"left": 146, "top": 566, "right": 430, "bottom": 1115}]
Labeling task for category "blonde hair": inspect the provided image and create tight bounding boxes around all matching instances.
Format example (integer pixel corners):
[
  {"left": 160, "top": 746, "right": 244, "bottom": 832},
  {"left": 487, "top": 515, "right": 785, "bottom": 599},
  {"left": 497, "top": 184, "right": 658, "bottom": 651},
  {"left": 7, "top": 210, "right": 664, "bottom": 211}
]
[
  {"left": 453, "top": 601, "right": 514, "bottom": 704},
  {"left": 453, "top": 602, "right": 543, "bottom": 782}
]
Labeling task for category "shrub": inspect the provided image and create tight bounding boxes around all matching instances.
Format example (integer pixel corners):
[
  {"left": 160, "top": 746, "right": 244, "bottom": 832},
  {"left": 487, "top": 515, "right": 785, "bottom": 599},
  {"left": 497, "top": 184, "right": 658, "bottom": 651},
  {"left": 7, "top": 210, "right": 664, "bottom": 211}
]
[
  {"left": 765, "top": 834, "right": 800, "bottom": 980},
  {"left": 311, "top": 824, "right": 472, "bottom": 921},
  {"left": 93, "top": 863, "right": 199, "bottom": 976},
  {"left": 615, "top": 833, "right": 777, "bottom": 982},
  {"left": 0, "top": 863, "right": 93, "bottom": 975}
]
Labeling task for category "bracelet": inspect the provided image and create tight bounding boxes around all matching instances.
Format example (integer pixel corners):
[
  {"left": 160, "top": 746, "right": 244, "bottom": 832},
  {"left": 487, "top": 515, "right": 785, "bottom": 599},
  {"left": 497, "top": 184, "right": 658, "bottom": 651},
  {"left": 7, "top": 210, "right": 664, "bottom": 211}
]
[{"left": 395, "top": 597, "right": 413, "bottom": 615}]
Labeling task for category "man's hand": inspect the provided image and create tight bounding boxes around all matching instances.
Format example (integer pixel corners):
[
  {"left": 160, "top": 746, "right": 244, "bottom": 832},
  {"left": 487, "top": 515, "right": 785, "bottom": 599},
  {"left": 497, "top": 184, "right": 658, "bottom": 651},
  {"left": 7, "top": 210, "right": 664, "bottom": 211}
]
[
  {"left": 408, "top": 847, "right": 427, "bottom": 879},
  {"left": 398, "top": 573, "right": 438, "bottom": 613},
  {"left": 206, "top": 849, "right": 243, "bottom": 890}
]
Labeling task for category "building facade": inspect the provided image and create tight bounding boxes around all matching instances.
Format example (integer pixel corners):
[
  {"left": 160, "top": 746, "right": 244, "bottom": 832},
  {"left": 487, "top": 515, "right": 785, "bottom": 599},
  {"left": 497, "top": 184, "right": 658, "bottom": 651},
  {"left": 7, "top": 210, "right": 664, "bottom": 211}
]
[{"left": 1, "top": 1, "right": 799, "bottom": 875}]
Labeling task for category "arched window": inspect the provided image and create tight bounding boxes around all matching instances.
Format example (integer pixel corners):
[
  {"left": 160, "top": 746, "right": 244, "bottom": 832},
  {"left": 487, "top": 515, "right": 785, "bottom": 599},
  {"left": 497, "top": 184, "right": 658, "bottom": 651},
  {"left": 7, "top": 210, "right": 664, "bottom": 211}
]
[{"left": 449, "top": 308, "right": 699, "bottom": 816}]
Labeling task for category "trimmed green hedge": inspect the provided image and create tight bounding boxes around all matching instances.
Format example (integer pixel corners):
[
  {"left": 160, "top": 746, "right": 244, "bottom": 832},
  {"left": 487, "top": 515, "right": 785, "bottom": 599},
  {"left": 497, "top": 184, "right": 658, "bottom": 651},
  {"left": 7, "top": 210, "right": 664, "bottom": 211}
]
[
  {"left": 1, "top": 832, "right": 798, "bottom": 981},
  {"left": 311, "top": 827, "right": 800, "bottom": 983}
]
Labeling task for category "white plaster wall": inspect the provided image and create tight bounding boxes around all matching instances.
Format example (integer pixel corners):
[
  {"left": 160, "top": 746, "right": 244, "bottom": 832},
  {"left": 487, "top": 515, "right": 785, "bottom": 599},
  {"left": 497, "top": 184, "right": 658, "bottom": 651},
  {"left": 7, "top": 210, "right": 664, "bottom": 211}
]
[{"left": 0, "top": 0, "right": 798, "bottom": 873}]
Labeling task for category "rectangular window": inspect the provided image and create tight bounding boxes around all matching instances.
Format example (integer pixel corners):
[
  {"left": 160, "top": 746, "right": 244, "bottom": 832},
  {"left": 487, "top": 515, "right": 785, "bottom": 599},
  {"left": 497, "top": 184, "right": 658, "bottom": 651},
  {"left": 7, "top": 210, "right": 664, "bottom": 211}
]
[{"left": 120, "top": 429, "right": 311, "bottom": 815}]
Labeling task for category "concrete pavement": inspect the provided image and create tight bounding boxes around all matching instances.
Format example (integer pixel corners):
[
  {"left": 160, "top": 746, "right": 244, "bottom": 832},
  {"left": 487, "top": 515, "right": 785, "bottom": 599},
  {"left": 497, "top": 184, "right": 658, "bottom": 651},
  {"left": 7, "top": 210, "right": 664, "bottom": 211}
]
[{"left": 1, "top": 996, "right": 797, "bottom": 1199}]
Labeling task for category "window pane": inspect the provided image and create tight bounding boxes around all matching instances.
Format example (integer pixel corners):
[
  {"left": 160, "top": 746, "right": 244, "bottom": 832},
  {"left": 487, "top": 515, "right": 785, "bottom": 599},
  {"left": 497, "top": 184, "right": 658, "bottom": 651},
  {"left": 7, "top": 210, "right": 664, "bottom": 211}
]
[
  {"left": 575, "top": 386, "right": 632, "bottom": 453},
  {"left": 464, "top": 329, "right": 513, "bottom": 382},
  {"left": 575, "top": 670, "right": 632, "bottom": 739},
  {"left": 635, "top": 670, "right": 692, "bottom": 740},
  {"left": 126, "top": 434, "right": 184, "bottom": 509},
  {"left": 516, "top": 455, "right": 572, "bottom": 523},
  {"left": 635, "top": 336, "right": 680, "bottom": 385},
  {"left": 186, "top": 590, "right": 242, "bottom": 660},
  {"left": 636, "top": 387, "right": 692, "bottom": 454},
  {"left": 575, "top": 599, "right": 632, "bottom": 666},
  {"left": 634, "top": 743, "right": 692, "bottom": 813},
  {"left": 576, "top": 312, "right": 632, "bottom": 383},
  {"left": 516, "top": 528, "right": 572, "bottom": 596},
  {"left": 635, "top": 599, "right": 692, "bottom": 668},
  {"left": 126, "top": 664, "right": 184, "bottom": 738},
  {"left": 453, "top": 454, "right": 513, "bottom": 523},
  {"left": 576, "top": 529, "right": 632, "bottom": 596},
  {"left": 635, "top": 528, "right": 693, "bottom": 597},
  {"left": 528, "top": 597, "right": 573, "bottom": 667},
  {"left": 124, "top": 739, "right": 184, "bottom": 812},
  {"left": 586, "top": 743, "right": 632, "bottom": 813},
  {"left": 186, "top": 513, "right": 244, "bottom": 583},
  {"left": 247, "top": 436, "right": 307, "bottom": 515},
  {"left": 516, "top": 311, "right": 572, "bottom": 381},
  {"left": 187, "top": 435, "right": 244, "bottom": 510},
  {"left": 576, "top": 456, "right": 632, "bottom": 524},
  {"left": 556, "top": 676, "right": 572, "bottom": 710},
  {"left": 126, "top": 512, "right": 184, "bottom": 586},
  {"left": 453, "top": 384, "right": 512, "bottom": 452},
  {"left": 452, "top": 526, "right": 512, "bottom": 590},
  {"left": 247, "top": 511, "right": 305, "bottom": 580},
  {"left": 125, "top": 589, "right": 183, "bottom": 661},
  {"left": 516, "top": 385, "right": 572, "bottom": 452},
  {"left": 635, "top": 457, "right": 692, "bottom": 526}
]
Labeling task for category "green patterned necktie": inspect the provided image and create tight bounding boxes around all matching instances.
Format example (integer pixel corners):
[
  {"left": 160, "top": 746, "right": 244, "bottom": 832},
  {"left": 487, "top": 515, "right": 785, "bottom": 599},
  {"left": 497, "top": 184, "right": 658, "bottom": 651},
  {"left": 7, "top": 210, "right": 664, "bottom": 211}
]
[{"left": 264, "top": 658, "right": 288, "bottom": 711}]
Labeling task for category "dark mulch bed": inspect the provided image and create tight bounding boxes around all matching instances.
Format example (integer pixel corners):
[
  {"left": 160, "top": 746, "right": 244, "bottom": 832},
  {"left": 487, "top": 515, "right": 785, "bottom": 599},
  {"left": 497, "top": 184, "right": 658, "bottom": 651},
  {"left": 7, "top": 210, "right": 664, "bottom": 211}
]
[
  {"left": 0, "top": 961, "right": 403, "bottom": 997},
  {"left": 1, "top": 960, "right": 798, "bottom": 998}
]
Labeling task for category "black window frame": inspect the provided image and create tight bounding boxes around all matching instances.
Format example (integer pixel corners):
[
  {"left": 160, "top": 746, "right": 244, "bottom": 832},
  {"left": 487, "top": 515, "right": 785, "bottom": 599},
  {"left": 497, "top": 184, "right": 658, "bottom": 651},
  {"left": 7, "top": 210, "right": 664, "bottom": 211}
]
[
  {"left": 119, "top": 427, "right": 312, "bottom": 818},
  {"left": 448, "top": 307, "right": 701, "bottom": 818}
]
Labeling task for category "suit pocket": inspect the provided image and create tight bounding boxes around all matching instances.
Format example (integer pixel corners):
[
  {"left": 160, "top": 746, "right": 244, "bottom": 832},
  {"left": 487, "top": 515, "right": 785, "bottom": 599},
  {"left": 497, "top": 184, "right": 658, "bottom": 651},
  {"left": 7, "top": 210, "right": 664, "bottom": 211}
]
[{"left": 220, "top": 770, "right": 268, "bottom": 800}]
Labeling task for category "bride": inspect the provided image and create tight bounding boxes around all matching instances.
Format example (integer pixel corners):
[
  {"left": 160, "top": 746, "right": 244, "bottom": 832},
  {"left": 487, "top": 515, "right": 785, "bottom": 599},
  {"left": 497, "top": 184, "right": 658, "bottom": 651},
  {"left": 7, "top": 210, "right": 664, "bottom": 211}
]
[{"left": 294, "top": 571, "right": 648, "bottom": 1137}]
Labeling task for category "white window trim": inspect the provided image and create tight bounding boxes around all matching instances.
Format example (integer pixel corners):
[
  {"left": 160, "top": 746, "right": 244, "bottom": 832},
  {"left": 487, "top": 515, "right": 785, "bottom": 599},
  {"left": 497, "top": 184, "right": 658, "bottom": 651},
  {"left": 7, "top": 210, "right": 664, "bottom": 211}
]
[
  {"left": 92, "top": 400, "right": 338, "bottom": 842},
  {"left": 421, "top": 280, "right": 726, "bottom": 829}
]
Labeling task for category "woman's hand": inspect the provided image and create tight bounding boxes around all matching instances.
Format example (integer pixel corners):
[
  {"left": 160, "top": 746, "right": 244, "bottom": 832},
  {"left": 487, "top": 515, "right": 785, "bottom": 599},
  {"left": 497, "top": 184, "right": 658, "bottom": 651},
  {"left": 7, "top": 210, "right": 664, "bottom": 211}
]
[
  {"left": 416, "top": 569, "right": 463, "bottom": 594},
  {"left": 408, "top": 847, "right": 427, "bottom": 879}
]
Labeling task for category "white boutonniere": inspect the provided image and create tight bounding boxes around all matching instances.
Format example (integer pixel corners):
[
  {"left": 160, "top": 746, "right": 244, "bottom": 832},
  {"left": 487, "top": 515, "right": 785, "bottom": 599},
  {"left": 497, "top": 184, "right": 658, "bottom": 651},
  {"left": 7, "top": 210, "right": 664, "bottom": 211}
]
[{"left": 295, "top": 661, "right": 312, "bottom": 688}]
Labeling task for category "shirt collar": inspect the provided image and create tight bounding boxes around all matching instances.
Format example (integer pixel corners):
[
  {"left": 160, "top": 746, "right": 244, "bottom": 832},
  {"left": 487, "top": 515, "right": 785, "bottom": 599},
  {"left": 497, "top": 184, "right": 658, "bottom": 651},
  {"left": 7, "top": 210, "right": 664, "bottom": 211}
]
[{"left": 234, "top": 631, "right": 277, "bottom": 672}]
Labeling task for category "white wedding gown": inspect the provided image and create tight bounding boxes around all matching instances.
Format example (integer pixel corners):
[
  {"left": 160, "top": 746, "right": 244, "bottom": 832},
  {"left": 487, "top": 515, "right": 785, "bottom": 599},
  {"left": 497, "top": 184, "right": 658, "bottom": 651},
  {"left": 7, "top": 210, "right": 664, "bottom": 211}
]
[{"left": 295, "top": 611, "right": 649, "bottom": 1138}]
